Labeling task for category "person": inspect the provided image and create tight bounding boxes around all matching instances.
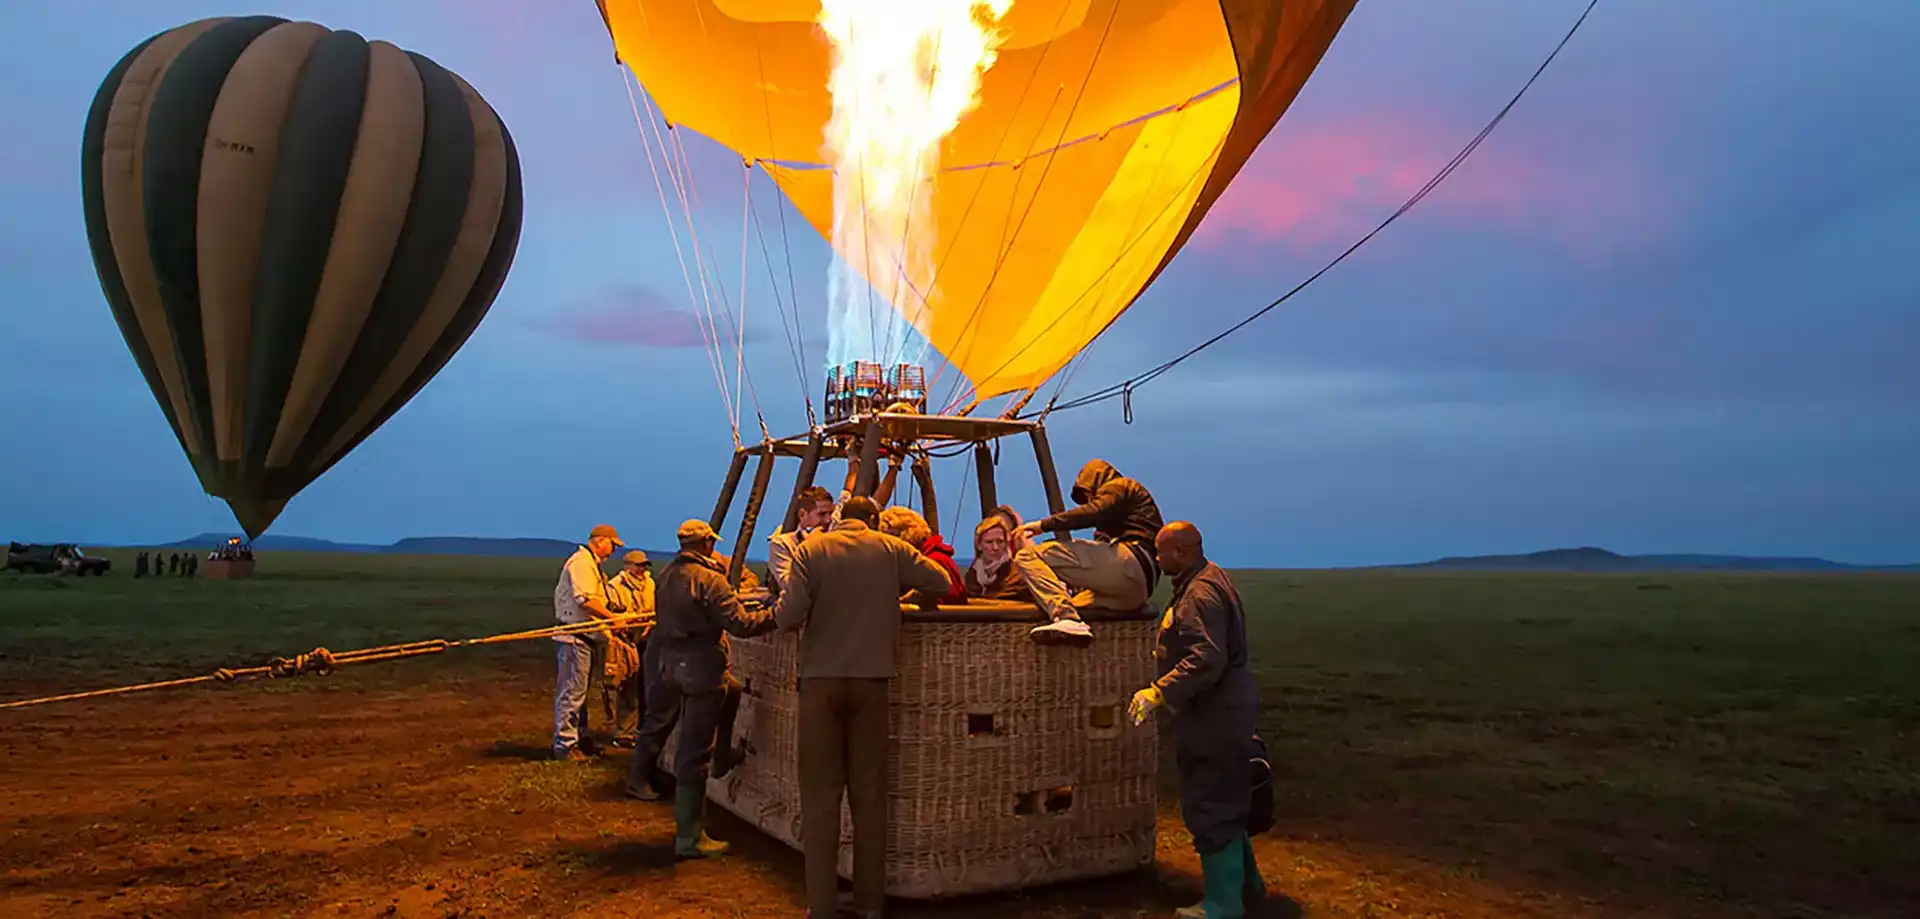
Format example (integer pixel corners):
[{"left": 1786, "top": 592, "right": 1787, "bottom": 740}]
[
  {"left": 603, "top": 549, "right": 656, "bottom": 749},
  {"left": 774, "top": 495, "right": 954, "bottom": 919},
  {"left": 134, "top": 551, "right": 148, "bottom": 579},
  {"left": 1013, "top": 458, "right": 1164, "bottom": 646},
  {"left": 551, "top": 524, "right": 626, "bottom": 762},
  {"left": 768, "top": 485, "right": 836, "bottom": 596},
  {"left": 184, "top": 553, "right": 198, "bottom": 578},
  {"left": 964, "top": 514, "right": 1031, "bottom": 601},
  {"left": 1126, "top": 522, "right": 1264, "bottom": 918},
  {"left": 877, "top": 505, "right": 965, "bottom": 605},
  {"left": 629, "top": 519, "right": 776, "bottom": 859}
]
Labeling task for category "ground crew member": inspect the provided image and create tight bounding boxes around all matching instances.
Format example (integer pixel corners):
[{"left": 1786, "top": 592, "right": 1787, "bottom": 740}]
[
  {"left": 774, "top": 496, "right": 954, "bottom": 918},
  {"left": 604, "top": 550, "right": 655, "bottom": 748},
  {"left": 1127, "top": 521, "right": 1264, "bottom": 918},
  {"left": 1014, "top": 458, "right": 1165, "bottom": 646},
  {"left": 551, "top": 524, "right": 625, "bottom": 762},
  {"left": 629, "top": 519, "right": 775, "bottom": 859},
  {"left": 134, "top": 551, "right": 148, "bottom": 578}
]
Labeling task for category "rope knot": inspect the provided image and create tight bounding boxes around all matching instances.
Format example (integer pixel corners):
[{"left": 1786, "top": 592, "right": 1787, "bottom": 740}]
[
  {"left": 212, "top": 668, "right": 236, "bottom": 683},
  {"left": 268, "top": 647, "right": 336, "bottom": 678}
]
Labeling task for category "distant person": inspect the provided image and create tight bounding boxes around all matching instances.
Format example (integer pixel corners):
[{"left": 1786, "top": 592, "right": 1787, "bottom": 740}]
[
  {"left": 1012, "top": 458, "right": 1165, "bottom": 646},
  {"left": 134, "top": 551, "right": 148, "bottom": 579},
  {"left": 877, "top": 505, "right": 965, "bottom": 604},
  {"left": 964, "top": 514, "right": 1031, "bottom": 602},
  {"left": 169, "top": 552, "right": 180, "bottom": 575},
  {"left": 768, "top": 485, "right": 836, "bottom": 596},
  {"left": 628, "top": 519, "right": 775, "bottom": 859},
  {"left": 603, "top": 550, "right": 656, "bottom": 749},
  {"left": 773, "top": 496, "right": 954, "bottom": 918},
  {"left": 185, "top": 554, "right": 198, "bottom": 578},
  {"left": 1126, "top": 521, "right": 1264, "bottom": 918},
  {"left": 550, "top": 524, "right": 626, "bottom": 762}
]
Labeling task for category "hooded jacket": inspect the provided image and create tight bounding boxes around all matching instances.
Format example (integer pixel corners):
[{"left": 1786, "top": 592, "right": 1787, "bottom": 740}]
[
  {"left": 1037, "top": 459, "right": 1165, "bottom": 587},
  {"left": 916, "top": 533, "right": 968, "bottom": 605}
]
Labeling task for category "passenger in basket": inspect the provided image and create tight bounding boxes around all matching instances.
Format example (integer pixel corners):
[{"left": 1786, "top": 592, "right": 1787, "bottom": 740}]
[
  {"left": 1126, "top": 521, "right": 1265, "bottom": 918},
  {"left": 877, "top": 505, "right": 966, "bottom": 605},
  {"left": 550, "top": 524, "right": 627, "bottom": 762},
  {"left": 774, "top": 496, "right": 954, "bottom": 919},
  {"left": 964, "top": 513, "right": 1032, "bottom": 602},
  {"left": 1012, "top": 458, "right": 1165, "bottom": 646},
  {"left": 626, "top": 519, "right": 776, "bottom": 859},
  {"left": 768, "top": 485, "right": 837, "bottom": 596},
  {"left": 602, "top": 550, "right": 655, "bottom": 749}
]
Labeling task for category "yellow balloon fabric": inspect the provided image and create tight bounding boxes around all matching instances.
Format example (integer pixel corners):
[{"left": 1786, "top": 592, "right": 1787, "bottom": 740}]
[{"left": 599, "top": 0, "right": 1355, "bottom": 402}]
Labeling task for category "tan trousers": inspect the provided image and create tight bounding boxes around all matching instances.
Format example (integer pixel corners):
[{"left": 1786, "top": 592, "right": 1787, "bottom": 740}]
[
  {"left": 798, "top": 677, "right": 890, "bottom": 915},
  {"left": 1013, "top": 538, "right": 1150, "bottom": 621}
]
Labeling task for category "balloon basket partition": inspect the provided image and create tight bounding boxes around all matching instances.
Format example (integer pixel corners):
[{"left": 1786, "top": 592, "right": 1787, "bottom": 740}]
[
  {"left": 203, "top": 558, "right": 255, "bottom": 580},
  {"left": 662, "top": 411, "right": 1161, "bottom": 897}
]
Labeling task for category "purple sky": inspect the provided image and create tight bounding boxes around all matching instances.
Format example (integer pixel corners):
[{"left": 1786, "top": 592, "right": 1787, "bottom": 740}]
[{"left": 3, "top": 0, "right": 1915, "bottom": 567}]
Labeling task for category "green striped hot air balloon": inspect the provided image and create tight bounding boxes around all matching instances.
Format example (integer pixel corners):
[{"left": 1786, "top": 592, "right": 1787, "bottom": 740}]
[{"left": 81, "top": 16, "right": 524, "bottom": 539}]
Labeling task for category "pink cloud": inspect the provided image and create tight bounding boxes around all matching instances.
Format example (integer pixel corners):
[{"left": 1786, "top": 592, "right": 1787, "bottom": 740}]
[
  {"left": 532, "top": 284, "right": 712, "bottom": 349},
  {"left": 1190, "top": 109, "right": 1671, "bottom": 265}
]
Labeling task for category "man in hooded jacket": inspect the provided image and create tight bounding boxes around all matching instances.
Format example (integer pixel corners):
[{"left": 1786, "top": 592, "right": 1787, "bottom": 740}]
[
  {"left": 1127, "top": 521, "right": 1264, "bottom": 918},
  {"left": 1013, "top": 458, "right": 1164, "bottom": 645},
  {"left": 626, "top": 519, "right": 776, "bottom": 859}
]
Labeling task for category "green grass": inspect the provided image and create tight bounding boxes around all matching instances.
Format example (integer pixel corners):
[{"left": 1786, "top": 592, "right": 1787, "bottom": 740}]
[{"left": 3, "top": 552, "right": 1916, "bottom": 915}]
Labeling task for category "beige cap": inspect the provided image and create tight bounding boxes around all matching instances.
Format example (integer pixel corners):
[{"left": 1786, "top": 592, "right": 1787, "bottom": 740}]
[
  {"left": 622, "top": 549, "right": 650, "bottom": 565},
  {"left": 589, "top": 524, "right": 624, "bottom": 547},
  {"left": 676, "top": 519, "right": 720, "bottom": 544}
]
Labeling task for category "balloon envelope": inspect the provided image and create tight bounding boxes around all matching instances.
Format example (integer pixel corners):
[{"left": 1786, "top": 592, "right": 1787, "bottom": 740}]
[
  {"left": 81, "top": 16, "right": 524, "bottom": 538},
  {"left": 599, "top": 0, "right": 1355, "bottom": 401}
]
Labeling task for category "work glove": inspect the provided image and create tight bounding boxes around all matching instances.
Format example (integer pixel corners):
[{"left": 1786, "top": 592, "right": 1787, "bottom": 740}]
[{"left": 1127, "top": 686, "right": 1165, "bottom": 726}]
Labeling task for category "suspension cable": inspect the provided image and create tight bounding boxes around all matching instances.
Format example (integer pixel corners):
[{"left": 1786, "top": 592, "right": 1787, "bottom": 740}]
[{"left": 1044, "top": 0, "right": 1604, "bottom": 418}]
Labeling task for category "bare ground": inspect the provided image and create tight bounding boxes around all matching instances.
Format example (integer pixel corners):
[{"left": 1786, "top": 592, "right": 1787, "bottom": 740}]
[{"left": 1, "top": 673, "right": 1652, "bottom": 919}]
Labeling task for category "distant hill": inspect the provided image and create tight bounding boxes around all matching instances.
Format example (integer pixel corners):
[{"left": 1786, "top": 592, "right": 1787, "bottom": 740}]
[
  {"left": 1392, "top": 546, "right": 1916, "bottom": 572},
  {"left": 142, "top": 532, "right": 690, "bottom": 560}
]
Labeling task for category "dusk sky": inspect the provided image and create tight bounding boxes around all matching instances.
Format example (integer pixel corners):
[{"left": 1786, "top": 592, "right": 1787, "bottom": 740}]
[{"left": 3, "top": 0, "right": 1915, "bottom": 567}]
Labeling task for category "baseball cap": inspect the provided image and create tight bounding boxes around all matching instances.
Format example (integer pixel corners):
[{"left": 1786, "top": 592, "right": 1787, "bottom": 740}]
[
  {"left": 676, "top": 519, "right": 721, "bottom": 543},
  {"left": 589, "top": 524, "right": 624, "bottom": 547},
  {"left": 622, "top": 549, "right": 650, "bottom": 566}
]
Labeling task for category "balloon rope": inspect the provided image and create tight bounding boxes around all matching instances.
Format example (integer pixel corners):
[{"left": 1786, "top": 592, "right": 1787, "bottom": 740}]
[
  {"left": 622, "top": 70, "right": 737, "bottom": 442},
  {"left": 1044, "top": 0, "right": 1606, "bottom": 419},
  {"left": 663, "top": 121, "right": 769, "bottom": 435},
  {"left": 748, "top": 30, "right": 817, "bottom": 425},
  {"left": 0, "top": 617, "right": 649, "bottom": 713}
]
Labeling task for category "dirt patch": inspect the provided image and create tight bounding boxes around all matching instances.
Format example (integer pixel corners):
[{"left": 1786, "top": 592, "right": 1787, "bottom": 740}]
[{"left": 2, "top": 673, "right": 1626, "bottom": 919}]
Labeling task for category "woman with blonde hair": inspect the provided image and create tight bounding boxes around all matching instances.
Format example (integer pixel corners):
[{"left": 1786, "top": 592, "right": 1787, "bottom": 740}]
[
  {"left": 877, "top": 505, "right": 966, "bottom": 604},
  {"left": 965, "top": 513, "right": 1032, "bottom": 602}
]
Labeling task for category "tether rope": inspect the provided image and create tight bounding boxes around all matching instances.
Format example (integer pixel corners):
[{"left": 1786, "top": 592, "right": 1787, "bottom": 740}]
[{"left": 0, "top": 616, "right": 648, "bottom": 713}]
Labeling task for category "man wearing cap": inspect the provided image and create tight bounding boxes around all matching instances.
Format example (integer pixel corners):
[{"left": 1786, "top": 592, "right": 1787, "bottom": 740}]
[
  {"left": 551, "top": 524, "right": 627, "bottom": 762},
  {"left": 603, "top": 549, "right": 656, "bottom": 749},
  {"left": 628, "top": 518, "right": 776, "bottom": 858}
]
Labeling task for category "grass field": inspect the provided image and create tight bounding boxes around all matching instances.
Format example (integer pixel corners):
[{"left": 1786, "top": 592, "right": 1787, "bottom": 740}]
[{"left": 2, "top": 551, "right": 1915, "bottom": 918}]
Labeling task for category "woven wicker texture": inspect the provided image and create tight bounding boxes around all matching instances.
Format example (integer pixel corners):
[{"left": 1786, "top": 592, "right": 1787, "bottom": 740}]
[{"left": 666, "top": 611, "right": 1160, "bottom": 898}]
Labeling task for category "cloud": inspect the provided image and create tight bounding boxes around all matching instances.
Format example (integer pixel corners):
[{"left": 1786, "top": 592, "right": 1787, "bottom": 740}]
[
  {"left": 531, "top": 283, "right": 714, "bottom": 349},
  {"left": 1189, "top": 108, "right": 1667, "bottom": 265}
]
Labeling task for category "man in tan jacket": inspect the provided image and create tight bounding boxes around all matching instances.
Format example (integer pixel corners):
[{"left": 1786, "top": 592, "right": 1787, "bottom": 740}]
[{"left": 774, "top": 496, "right": 953, "bottom": 919}]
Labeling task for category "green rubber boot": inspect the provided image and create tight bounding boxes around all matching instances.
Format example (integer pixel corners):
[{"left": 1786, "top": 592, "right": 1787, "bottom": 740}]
[
  {"left": 672, "top": 786, "right": 729, "bottom": 859},
  {"left": 1173, "top": 834, "right": 1247, "bottom": 918},
  {"left": 1243, "top": 834, "right": 1267, "bottom": 903}
]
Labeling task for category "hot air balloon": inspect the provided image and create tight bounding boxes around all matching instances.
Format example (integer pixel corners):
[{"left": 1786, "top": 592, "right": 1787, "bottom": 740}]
[
  {"left": 81, "top": 16, "right": 524, "bottom": 539},
  {"left": 595, "top": 0, "right": 1355, "bottom": 407}
]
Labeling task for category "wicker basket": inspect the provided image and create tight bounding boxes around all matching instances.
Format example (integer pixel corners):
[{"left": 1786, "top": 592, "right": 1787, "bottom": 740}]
[{"left": 663, "top": 602, "right": 1160, "bottom": 898}]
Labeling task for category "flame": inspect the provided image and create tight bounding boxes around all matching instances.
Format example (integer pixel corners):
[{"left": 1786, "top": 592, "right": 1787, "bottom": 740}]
[{"left": 817, "top": 0, "right": 1015, "bottom": 370}]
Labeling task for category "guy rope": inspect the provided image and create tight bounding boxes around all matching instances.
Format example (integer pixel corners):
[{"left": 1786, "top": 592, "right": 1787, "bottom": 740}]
[{"left": 0, "top": 616, "right": 646, "bottom": 713}]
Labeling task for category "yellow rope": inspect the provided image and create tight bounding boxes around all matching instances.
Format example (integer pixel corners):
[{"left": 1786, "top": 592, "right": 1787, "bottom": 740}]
[{"left": 0, "top": 616, "right": 645, "bottom": 712}]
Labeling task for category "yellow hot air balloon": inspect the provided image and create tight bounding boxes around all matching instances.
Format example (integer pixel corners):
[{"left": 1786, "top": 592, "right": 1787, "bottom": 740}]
[
  {"left": 596, "top": 0, "right": 1356, "bottom": 404},
  {"left": 81, "top": 16, "right": 524, "bottom": 538}
]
